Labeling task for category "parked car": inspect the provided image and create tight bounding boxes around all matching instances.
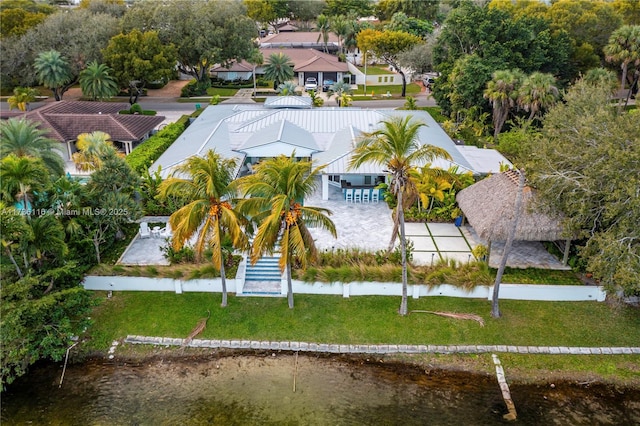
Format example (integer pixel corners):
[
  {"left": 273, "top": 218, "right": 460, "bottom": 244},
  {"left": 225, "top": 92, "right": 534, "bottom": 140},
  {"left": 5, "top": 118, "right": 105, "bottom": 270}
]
[
  {"left": 304, "top": 77, "right": 318, "bottom": 91},
  {"left": 423, "top": 76, "right": 436, "bottom": 90},
  {"left": 322, "top": 79, "right": 334, "bottom": 92}
]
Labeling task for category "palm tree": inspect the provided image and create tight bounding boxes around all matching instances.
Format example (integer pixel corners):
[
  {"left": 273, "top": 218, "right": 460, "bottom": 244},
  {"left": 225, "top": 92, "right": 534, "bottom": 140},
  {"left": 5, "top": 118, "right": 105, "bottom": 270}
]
[
  {"left": 331, "top": 15, "right": 349, "bottom": 55},
  {"left": 348, "top": 116, "right": 452, "bottom": 316},
  {"left": 7, "top": 87, "right": 39, "bottom": 111},
  {"left": 72, "top": 131, "right": 118, "bottom": 172},
  {"left": 263, "top": 53, "right": 294, "bottom": 90},
  {"left": 34, "top": 50, "right": 73, "bottom": 101},
  {"left": 483, "top": 70, "right": 524, "bottom": 140},
  {"left": 0, "top": 201, "right": 33, "bottom": 278},
  {"left": 277, "top": 81, "right": 298, "bottom": 96},
  {"left": 79, "top": 61, "right": 119, "bottom": 101},
  {"left": 158, "top": 150, "right": 248, "bottom": 307},
  {"left": 604, "top": 25, "right": 640, "bottom": 112},
  {"left": 24, "top": 213, "right": 68, "bottom": 271},
  {"left": 517, "top": 72, "right": 559, "bottom": 121},
  {"left": 0, "top": 118, "right": 65, "bottom": 176},
  {"left": 248, "top": 49, "right": 264, "bottom": 99},
  {"left": 236, "top": 154, "right": 336, "bottom": 309},
  {"left": 317, "top": 14, "right": 331, "bottom": 53},
  {"left": 0, "top": 154, "right": 48, "bottom": 212},
  {"left": 583, "top": 68, "right": 619, "bottom": 95}
]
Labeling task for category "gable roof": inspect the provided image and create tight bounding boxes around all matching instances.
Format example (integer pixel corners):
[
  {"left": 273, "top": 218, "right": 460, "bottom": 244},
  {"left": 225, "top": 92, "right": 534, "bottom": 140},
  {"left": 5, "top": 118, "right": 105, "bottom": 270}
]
[
  {"left": 210, "top": 60, "right": 253, "bottom": 73},
  {"left": 260, "top": 48, "right": 348, "bottom": 72},
  {"left": 20, "top": 101, "right": 164, "bottom": 142},
  {"left": 260, "top": 31, "right": 339, "bottom": 47}
]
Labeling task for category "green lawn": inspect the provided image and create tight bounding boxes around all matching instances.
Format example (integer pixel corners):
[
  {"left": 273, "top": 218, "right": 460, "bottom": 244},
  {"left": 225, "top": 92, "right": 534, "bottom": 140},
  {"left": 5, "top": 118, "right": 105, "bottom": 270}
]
[
  {"left": 356, "top": 65, "right": 395, "bottom": 74},
  {"left": 352, "top": 83, "right": 422, "bottom": 99},
  {"left": 206, "top": 87, "right": 239, "bottom": 96},
  {"left": 85, "top": 292, "right": 640, "bottom": 352}
]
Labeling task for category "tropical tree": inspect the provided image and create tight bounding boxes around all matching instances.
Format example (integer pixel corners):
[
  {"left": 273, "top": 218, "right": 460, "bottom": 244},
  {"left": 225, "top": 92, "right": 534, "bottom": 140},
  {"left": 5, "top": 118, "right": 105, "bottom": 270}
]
[
  {"left": 0, "top": 118, "right": 65, "bottom": 176},
  {"left": 483, "top": 69, "right": 524, "bottom": 140},
  {"left": 79, "top": 61, "right": 119, "bottom": 101},
  {"left": 102, "top": 29, "right": 178, "bottom": 104},
  {"left": 277, "top": 81, "right": 298, "bottom": 96},
  {"left": 583, "top": 68, "right": 619, "bottom": 95},
  {"left": 236, "top": 154, "right": 337, "bottom": 309},
  {"left": 331, "top": 15, "right": 349, "bottom": 55},
  {"left": 7, "top": 87, "right": 38, "bottom": 111},
  {"left": 357, "top": 29, "right": 422, "bottom": 97},
  {"left": 72, "top": 131, "right": 118, "bottom": 172},
  {"left": 158, "top": 151, "right": 248, "bottom": 307},
  {"left": 604, "top": 25, "right": 640, "bottom": 111},
  {"left": 0, "top": 154, "right": 48, "bottom": 212},
  {"left": 317, "top": 14, "right": 331, "bottom": 54},
  {"left": 263, "top": 52, "right": 294, "bottom": 90},
  {"left": 22, "top": 213, "right": 68, "bottom": 271},
  {"left": 248, "top": 49, "right": 264, "bottom": 99},
  {"left": 517, "top": 72, "right": 559, "bottom": 121},
  {"left": 34, "top": 50, "right": 73, "bottom": 101},
  {"left": 349, "top": 116, "right": 451, "bottom": 316},
  {"left": 0, "top": 201, "right": 32, "bottom": 279}
]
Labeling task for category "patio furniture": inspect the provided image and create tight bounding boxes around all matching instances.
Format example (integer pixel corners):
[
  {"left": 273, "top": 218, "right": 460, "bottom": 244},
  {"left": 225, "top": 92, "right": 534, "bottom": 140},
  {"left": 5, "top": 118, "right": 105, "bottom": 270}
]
[
  {"left": 139, "top": 222, "right": 151, "bottom": 238},
  {"left": 362, "top": 189, "right": 370, "bottom": 203},
  {"left": 151, "top": 226, "right": 161, "bottom": 237},
  {"left": 353, "top": 188, "right": 362, "bottom": 203},
  {"left": 345, "top": 188, "right": 354, "bottom": 202},
  {"left": 371, "top": 190, "right": 379, "bottom": 203},
  {"left": 160, "top": 223, "right": 173, "bottom": 238}
]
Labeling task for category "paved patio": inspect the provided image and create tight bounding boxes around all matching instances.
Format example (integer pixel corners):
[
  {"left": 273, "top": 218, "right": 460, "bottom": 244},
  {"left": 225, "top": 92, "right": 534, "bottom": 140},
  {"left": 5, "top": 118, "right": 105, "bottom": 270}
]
[{"left": 118, "top": 183, "right": 568, "bottom": 270}]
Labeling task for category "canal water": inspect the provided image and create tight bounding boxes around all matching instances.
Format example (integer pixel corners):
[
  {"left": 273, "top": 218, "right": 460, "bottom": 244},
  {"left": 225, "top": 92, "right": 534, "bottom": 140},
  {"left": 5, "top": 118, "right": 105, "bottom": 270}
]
[{"left": 2, "top": 354, "right": 639, "bottom": 425}]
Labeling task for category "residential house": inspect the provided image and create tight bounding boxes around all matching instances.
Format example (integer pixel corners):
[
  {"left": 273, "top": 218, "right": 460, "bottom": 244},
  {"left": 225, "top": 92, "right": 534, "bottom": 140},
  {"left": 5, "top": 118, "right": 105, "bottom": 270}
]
[{"left": 152, "top": 99, "right": 511, "bottom": 201}]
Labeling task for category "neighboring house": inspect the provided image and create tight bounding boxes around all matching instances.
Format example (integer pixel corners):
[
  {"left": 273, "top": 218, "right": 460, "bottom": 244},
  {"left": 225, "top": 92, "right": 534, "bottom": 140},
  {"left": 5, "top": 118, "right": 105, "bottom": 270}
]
[
  {"left": 152, "top": 98, "right": 511, "bottom": 201},
  {"left": 11, "top": 101, "right": 164, "bottom": 164},
  {"left": 210, "top": 60, "right": 254, "bottom": 81},
  {"left": 260, "top": 48, "right": 351, "bottom": 88}
]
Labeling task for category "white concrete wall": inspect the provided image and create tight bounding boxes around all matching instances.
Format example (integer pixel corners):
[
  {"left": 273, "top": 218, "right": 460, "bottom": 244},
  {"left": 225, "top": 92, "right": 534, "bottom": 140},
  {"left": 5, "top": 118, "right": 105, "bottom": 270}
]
[{"left": 83, "top": 276, "right": 605, "bottom": 301}]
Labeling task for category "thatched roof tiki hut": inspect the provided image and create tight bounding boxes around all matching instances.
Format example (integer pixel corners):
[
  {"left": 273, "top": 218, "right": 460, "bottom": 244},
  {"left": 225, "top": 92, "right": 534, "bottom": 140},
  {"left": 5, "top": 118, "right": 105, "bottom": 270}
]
[{"left": 456, "top": 170, "right": 572, "bottom": 265}]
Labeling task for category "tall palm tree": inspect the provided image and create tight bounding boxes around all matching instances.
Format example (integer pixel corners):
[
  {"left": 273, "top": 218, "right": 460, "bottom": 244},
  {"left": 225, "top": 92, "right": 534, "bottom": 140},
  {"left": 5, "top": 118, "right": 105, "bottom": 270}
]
[
  {"left": 72, "top": 131, "right": 118, "bottom": 172},
  {"left": 0, "top": 118, "right": 65, "bottom": 176},
  {"left": 236, "top": 154, "right": 336, "bottom": 309},
  {"left": 79, "top": 61, "right": 119, "bottom": 101},
  {"left": 248, "top": 49, "right": 264, "bottom": 99},
  {"left": 263, "top": 53, "right": 294, "bottom": 90},
  {"left": 331, "top": 15, "right": 349, "bottom": 55},
  {"left": 316, "top": 14, "right": 331, "bottom": 53},
  {"left": 34, "top": 50, "right": 73, "bottom": 101},
  {"left": 0, "top": 154, "right": 48, "bottom": 212},
  {"left": 7, "top": 87, "right": 39, "bottom": 111},
  {"left": 349, "top": 116, "right": 451, "bottom": 316},
  {"left": 604, "top": 25, "right": 640, "bottom": 112},
  {"left": 158, "top": 150, "right": 248, "bottom": 307},
  {"left": 483, "top": 69, "right": 524, "bottom": 140},
  {"left": 517, "top": 72, "right": 559, "bottom": 121}
]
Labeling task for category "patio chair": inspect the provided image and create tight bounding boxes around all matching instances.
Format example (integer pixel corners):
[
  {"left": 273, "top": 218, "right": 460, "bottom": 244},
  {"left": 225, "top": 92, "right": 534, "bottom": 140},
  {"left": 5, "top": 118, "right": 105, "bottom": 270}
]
[
  {"left": 353, "top": 188, "right": 362, "bottom": 203},
  {"left": 160, "top": 223, "right": 173, "bottom": 238},
  {"left": 345, "top": 188, "right": 354, "bottom": 202},
  {"left": 371, "top": 190, "right": 379, "bottom": 203},
  {"left": 139, "top": 222, "right": 151, "bottom": 238},
  {"left": 362, "top": 189, "right": 370, "bottom": 203}
]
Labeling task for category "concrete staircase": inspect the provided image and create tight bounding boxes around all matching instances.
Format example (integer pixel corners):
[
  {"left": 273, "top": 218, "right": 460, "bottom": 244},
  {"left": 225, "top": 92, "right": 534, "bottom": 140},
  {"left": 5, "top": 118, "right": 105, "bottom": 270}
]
[{"left": 239, "top": 255, "right": 283, "bottom": 296}]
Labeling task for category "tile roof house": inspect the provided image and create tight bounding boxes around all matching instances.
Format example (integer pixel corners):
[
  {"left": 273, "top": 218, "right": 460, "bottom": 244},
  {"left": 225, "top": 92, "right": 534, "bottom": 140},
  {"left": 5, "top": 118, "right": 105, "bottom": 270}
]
[
  {"left": 259, "top": 31, "right": 340, "bottom": 52},
  {"left": 16, "top": 101, "right": 165, "bottom": 162},
  {"left": 152, "top": 99, "right": 511, "bottom": 201},
  {"left": 259, "top": 48, "right": 350, "bottom": 88}
]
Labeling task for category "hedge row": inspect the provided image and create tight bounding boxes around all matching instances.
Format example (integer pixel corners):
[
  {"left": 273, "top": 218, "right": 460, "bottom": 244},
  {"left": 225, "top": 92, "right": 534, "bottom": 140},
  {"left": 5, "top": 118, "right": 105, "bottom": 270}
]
[{"left": 125, "top": 115, "right": 191, "bottom": 174}]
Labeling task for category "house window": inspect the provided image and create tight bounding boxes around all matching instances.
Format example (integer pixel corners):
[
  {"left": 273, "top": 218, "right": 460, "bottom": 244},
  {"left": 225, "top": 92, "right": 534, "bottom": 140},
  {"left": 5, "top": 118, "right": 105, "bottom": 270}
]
[
  {"left": 364, "top": 175, "right": 372, "bottom": 185},
  {"left": 378, "top": 76, "right": 382, "bottom": 83},
  {"left": 389, "top": 76, "right": 394, "bottom": 83},
  {"left": 384, "top": 76, "right": 388, "bottom": 83}
]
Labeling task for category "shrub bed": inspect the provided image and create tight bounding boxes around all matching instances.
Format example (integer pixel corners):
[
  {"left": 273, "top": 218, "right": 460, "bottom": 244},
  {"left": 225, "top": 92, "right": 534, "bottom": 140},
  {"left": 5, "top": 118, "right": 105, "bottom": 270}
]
[{"left": 125, "top": 116, "right": 190, "bottom": 174}]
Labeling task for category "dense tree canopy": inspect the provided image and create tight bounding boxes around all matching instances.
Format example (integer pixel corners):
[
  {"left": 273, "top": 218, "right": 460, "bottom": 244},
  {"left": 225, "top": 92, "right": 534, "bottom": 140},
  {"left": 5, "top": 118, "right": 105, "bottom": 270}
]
[
  {"left": 526, "top": 79, "right": 640, "bottom": 295},
  {"left": 433, "top": 0, "right": 571, "bottom": 118},
  {"left": 357, "top": 29, "right": 422, "bottom": 97},
  {"left": 0, "top": 9, "right": 119, "bottom": 89},
  {"left": 102, "top": 30, "right": 178, "bottom": 104},
  {"left": 121, "top": 0, "right": 257, "bottom": 83}
]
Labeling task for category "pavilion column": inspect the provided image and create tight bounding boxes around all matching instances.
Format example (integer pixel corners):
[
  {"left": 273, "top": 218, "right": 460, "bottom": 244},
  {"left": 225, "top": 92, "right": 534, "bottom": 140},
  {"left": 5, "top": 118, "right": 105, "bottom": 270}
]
[
  {"left": 321, "top": 174, "right": 329, "bottom": 201},
  {"left": 562, "top": 239, "right": 571, "bottom": 265}
]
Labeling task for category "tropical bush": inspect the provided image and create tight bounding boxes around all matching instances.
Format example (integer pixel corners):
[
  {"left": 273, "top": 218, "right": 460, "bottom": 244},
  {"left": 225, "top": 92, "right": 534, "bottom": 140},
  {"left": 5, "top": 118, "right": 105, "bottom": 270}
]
[{"left": 124, "top": 116, "right": 190, "bottom": 175}]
